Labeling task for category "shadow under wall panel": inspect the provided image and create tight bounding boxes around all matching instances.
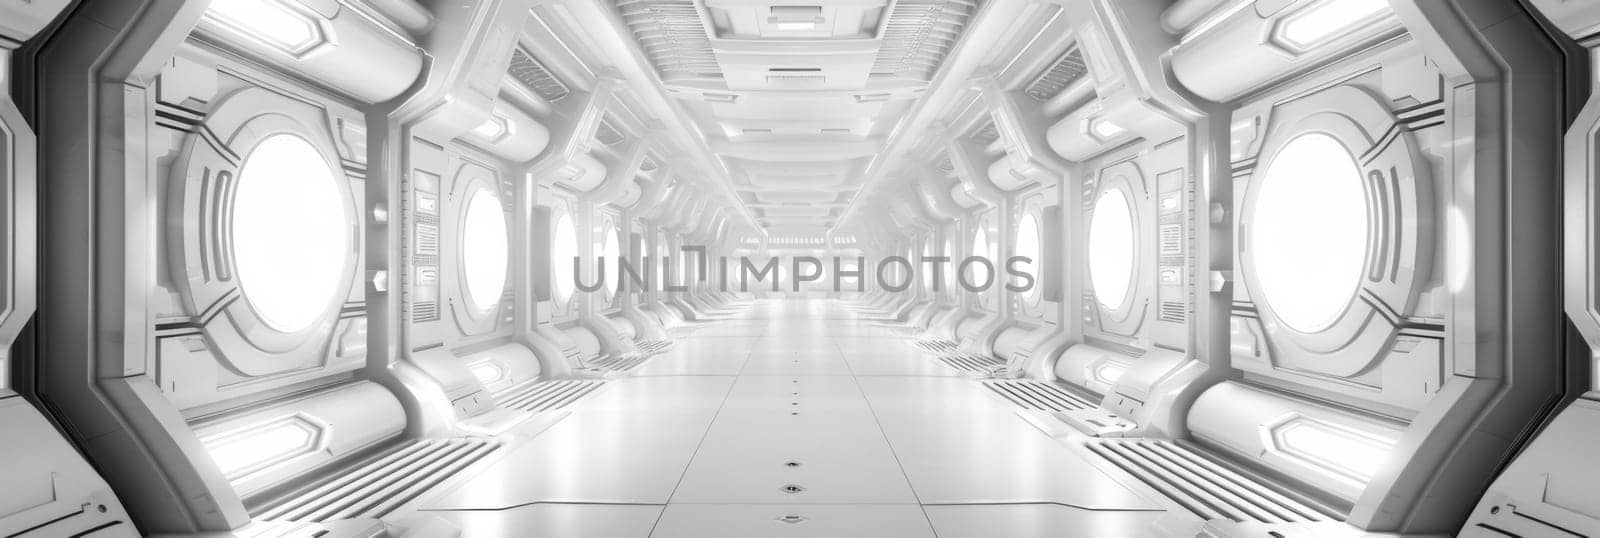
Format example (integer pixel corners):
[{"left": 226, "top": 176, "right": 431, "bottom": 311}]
[{"left": 152, "top": 42, "right": 370, "bottom": 413}]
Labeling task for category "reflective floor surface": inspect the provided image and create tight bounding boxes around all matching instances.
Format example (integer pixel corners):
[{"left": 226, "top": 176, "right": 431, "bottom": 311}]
[{"left": 415, "top": 299, "right": 1199, "bottom": 537}]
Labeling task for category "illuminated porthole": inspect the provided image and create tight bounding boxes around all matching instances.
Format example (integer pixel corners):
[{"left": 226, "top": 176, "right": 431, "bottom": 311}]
[
  {"left": 601, "top": 227, "right": 621, "bottom": 296},
  {"left": 551, "top": 212, "right": 578, "bottom": 303},
  {"left": 231, "top": 133, "right": 350, "bottom": 333},
  {"left": 1015, "top": 213, "right": 1042, "bottom": 302},
  {"left": 968, "top": 227, "right": 992, "bottom": 291},
  {"left": 461, "top": 187, "right": 508, "bottom": 312},
  {"left": 1089, "top": 188, "right": 1136, "bottom": 310},
  {"left": 1249, "top": 133, "right": 1368, "bottom": 333}
]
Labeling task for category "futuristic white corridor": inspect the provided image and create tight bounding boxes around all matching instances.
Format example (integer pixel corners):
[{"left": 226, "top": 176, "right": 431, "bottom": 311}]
[{"left": 414, "top": 298, "right": 1172, "bottom": 537}]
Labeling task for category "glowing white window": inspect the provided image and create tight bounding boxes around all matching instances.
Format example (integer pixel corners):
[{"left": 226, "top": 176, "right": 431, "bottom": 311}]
[
  {"left": 1090, "top": 118, "right": 1126, "bottom": 140},
  {"left": 1089, "top": 188, "right": 1136, "bottom": 310},
  {"left": 470, "top": 115, "right": 512, "bottom": 142},
  {"left": 1090, "top": 361, "right": 1127, "bottom": 386},
  {"left": 601, "top": 227, "right": 621, "bottom": 295},
  {"left": 1015, "top": 213, "right": 1042, "bottom": 300},
  {"left": 204, "top": 0, "right": 322, "bottom": 54},
  {"left": 968, "top": 227, "right": 992, "bottom": 288},
  {"left": 551, "top": 213, "right": 578, "bottom": 302},
  {"left": 1250, "top": 133, "right": 1368, "bottom": 333},
  {"left": 1273, "top": 417, "right": 1395, "bottom": 483},
  {"left": 232, "top": 134, "right": 350, "bottom": 333},
  {"left": 461, "top": 188, "right": 509, "bottom": 312},
  {"left": 205, "top": 418, "right": 319, "bottom": 479},
  {"left": 945, "top": 238, "right": 958, "bottom": 291},
  {"left": 1277, "top": 0, "right": 1390, "bottom": 50},
  {"left": 921, "top": 239, "right": 936, "bottom": 291},
  {"left": 469, "top": 362, "right": 505, "bottom": 385}
]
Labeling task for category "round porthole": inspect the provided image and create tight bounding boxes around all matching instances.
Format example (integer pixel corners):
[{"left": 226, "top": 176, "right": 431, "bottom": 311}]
[
  {"left": 1089, "top": 188, "right": 1136, "bottom": 310},
  {"left": 551, "top": 212, "right": 578, "bottom": 303},
  {"left": 944, "top": 237, "right": 958, "bottom": 292},
  {"left": 231, "top": 133, "right": 350, "bottom": 333},
  {"left": 461, "top": 186, "right": 508, "bottom": 312},
  {"left": 1249, "top": 132, "right": 1368, "bottom": 333},
  {"left": 969, "top": 226, "right": 992, "bottom": 290},
  {"left": 1016, "top": 212, "right": 1042, "bottom": 302},
  {"left": 600, "top": 226, "right": 621, "bottom": 296}
]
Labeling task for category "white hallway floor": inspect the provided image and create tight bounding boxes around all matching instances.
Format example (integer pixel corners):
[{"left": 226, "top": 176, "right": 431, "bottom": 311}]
[{"left": 417, "top": 299, "right": 1198, "bottom": 537}]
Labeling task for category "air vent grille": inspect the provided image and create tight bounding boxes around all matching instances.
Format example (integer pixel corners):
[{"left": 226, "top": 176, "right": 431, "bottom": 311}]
[
  {"left": 1086, "top": 439, "right": 1336, "bottom": 523},
  {"left": 589, "top": 354, "right": 652, "bottom": 372},
  {"left": 508, "top": 48, "right": 570, "bottom": 102},
  {"left": 495, "top": 379, "right": 606, "bottom": 413},
  {"left": 936, "top": 155, "right": 956, "bottom": 172},
  {"left": 1160, "top": 301, "right": 1186, "bottom": 323},
  {"left": 1026, "top": 47, "right": 1088, "bottom": 102},
  {"left": 871, "top": 0, "right": 977, "bottom": 81},
  {"left": 252, "top": 438, "right": 502, "bottom": 522},
  {"left": 616, "top": 0, "right": 722, "bottom": 79},
  {"left": 640, "top": 155, "right": 660, "bottom": 171},
  {"left": 412, "top": 301, "right": 439, "bottom": 323},
  {"left": 983, "top": 380, "right": 1095, "bottom": 412},
  {"left": 938, "top": 353, "right": 1004, "bottom": 374}
]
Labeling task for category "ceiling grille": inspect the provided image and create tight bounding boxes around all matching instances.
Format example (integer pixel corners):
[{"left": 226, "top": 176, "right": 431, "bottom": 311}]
[
  {"left": 1025, "top": 47, "right": 1088, "bottom": 102},
  {"left": 615, "top": 0, "right": 722, "bottom": 80},
  {"left": 870, "top": 0, "right": 978, "bottom": 81},
  {"left": 508, "top": 48, "right": 570, "bottom": 102}
]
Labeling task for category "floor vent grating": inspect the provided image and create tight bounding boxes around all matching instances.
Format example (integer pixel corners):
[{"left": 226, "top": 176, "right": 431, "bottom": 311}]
[
  {"left": 937, "top": 353, "right": 1004, "bottom": 374},
  {"left": 495, "top": 379, "right": 606, "bottom": 413},
  {"left": 915, "top": 339, "right": 957, "bottom": 353},
  {"left": 1085, "top": 439, "right": 1337, "bottom": 523},
  {"left": 590, "top": 354, "right": 651, "bottom": 371},
  {"left": 252, "top": 438, "right": 502, "bottom": 523},
  {"left": 983, "top": 380, "right": 1095, "bottom": 411}
]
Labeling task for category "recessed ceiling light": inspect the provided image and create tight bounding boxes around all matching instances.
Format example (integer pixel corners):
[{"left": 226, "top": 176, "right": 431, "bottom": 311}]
[{"left": 776, "top": 21, "right": 817, "bottom": 31}]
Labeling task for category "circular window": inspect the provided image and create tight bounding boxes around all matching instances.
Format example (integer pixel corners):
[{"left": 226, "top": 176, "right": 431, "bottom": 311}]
[
  {"left": 968, "top": 227, "right": 992, "bottom": 288},
  {"left": 461, "top": 187, "right": 508, "bottom": 311},
  {"left": 1250, "top": 133, "right": 1368, "bottom": 333},
  {"left": 551, "top": 212, "right": 578, "bottom": 302},
  {"left": 1016, "top": 213, "right": 1042, "bottom": 300},
  {"left": 1089, "top": 188, "right": 1136, "bottom": 310},
  {"left": 944, "top": 237, "right": 958, "bottom": 292},
  {"left": 601, "top": 226, "right": 621, "bottom": 295},
  {"left": 231, "top": 134, "right": 350, "bottom": 332}
]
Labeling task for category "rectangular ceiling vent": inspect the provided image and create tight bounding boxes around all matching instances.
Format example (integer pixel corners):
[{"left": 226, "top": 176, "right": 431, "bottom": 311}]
[
  {"left": 595, "top": 118, "right": 626, "bottom": 146},
  {"left": 616, "top": 0, "right": 723, "bottom": 80},
  {"left": 1026, "top": 46, "right": 1088, "bottom": 102},
  {"left": 870, "top": 0, "right": 977, "bottom": 81},
  {"left": 508, "top": 47, "right": 571, "bottom": 102},
  {"left": 742, "top": 128, "right": 774, "bottom": 134},
  {"left": 702, "top": 92, "right": 740, "bottom": 104},
  {"left": 820, "top": 128, "right": 852, "bottom": 134},
  {"left": 854, "top": 92, "right": 892, "bottom": 103}
]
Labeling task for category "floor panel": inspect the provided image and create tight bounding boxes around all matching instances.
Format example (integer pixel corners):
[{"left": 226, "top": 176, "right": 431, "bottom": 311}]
[
  {"left": 405, "top": 300, "right": 1174, "bottom": 536},
  {"left": 650, "top": 504, "right": 935, "bottom": 538}
]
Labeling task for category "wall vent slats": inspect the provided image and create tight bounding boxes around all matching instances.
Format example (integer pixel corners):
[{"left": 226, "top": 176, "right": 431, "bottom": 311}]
[
  {"left": 1026, "top": 47, "right": 1088, "bottom": 102},
  {"left": 508, "top": 48, "right": 571, "bottom": 102},
  {"left": 1086, "top": 439, "right": 1337, "bottom": 524},
  {"left": 251, "top": 438, "right": 501, "bottom": 523},
  {"left": 983, "top": 380, "right": 1095, "bottom": 412},
  {"left": 495, "top": 379, "right": 606, "bottom": 413}
]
